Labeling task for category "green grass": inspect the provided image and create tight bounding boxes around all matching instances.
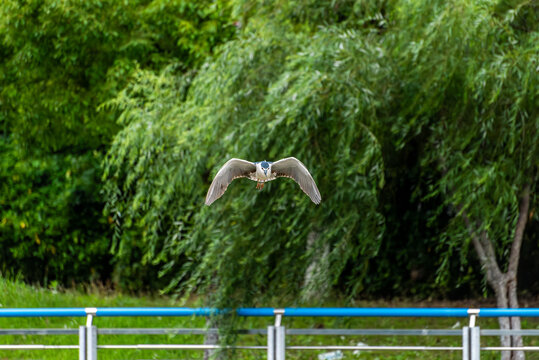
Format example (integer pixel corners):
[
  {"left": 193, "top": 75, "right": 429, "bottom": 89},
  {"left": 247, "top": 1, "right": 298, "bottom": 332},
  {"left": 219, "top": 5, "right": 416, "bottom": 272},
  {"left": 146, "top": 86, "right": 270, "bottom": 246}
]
[{"left": 1, "top": 278, "right": 538, "bottom": 359}]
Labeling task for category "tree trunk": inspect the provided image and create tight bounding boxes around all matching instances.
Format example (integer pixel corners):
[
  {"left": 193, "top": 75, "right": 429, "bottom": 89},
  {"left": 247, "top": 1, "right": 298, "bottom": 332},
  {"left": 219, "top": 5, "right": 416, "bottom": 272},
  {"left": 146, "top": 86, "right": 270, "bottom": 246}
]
[
  {"left": 204, "top": 317, "right": 220, "bottom": 360},
  {"left": 491, "top": 277, "right": 521, "bottom": 360},
  {"left": 302, "top": 231, "right": 329, "bottom": 302},
  {"left": 460, "top": 185, "right": 530, "bottom": 360}
]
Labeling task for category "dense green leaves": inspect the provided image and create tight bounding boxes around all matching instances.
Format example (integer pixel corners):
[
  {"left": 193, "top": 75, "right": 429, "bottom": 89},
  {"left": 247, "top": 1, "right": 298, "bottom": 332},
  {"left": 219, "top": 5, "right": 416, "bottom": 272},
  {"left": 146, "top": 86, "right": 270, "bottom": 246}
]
[
  {"left": 103, "top": 21, "right": 387, "bottom": 305},
  {"left": 0, "top": 0, "right": 234, "bottom": 286},
  {"left": 0, "top": 137, "right": 112, "bottom": 285},
  {"left": 0, "top": 0, "right": 536, "bottom": 303},
  {"left": 103, "top": 0, "right": 537, "bottom": 305},
  {"left": 393, "top": 0, "right": 538, "bottom": 285},
  {"left": 0, "top": 0, "right": 234, "bottom": 152}
]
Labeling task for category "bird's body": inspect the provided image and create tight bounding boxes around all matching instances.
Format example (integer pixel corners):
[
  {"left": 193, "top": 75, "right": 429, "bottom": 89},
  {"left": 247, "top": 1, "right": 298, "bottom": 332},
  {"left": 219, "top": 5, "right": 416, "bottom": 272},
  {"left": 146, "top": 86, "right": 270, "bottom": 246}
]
[
  {"left": 253, "top": 161, "right": 274, "bottom": 189},
  {"left": 205, "top": 157, "right": 321, "bottom": 205}
]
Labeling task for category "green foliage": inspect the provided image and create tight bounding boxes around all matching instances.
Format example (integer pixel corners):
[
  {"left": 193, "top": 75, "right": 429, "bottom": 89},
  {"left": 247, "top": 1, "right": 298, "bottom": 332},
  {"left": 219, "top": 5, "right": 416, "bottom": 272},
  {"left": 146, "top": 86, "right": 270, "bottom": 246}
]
[
  {"left": 353, "top": 0, "right": 538, "bottom": 297},
  {"left": 366, "top": 0, "right": 538, "bottom": 296},
  {"left": 0, "top": 0, "right": 235, "bottom": 287},
  {"left": 103, "top": 21, "right": 387, "bottom": 305},
  {"left": 390, "top": 0, "right": 538, "bottom": 286},
  {"left": 104, "top": 0, "right": 537, "bottom": 305},
  {"left": 0, "top": 0, "right": 536, "bottom": 301},
  {"left": 0, "top": 0, "right": 234, "bottom": 152},
  {"left": 0, "top": 137, "right": 112, "bottom": 285}
]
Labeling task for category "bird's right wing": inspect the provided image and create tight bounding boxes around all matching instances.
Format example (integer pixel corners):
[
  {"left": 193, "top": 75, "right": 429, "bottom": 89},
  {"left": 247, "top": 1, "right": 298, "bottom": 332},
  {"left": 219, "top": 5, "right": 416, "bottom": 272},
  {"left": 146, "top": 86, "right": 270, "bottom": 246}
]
[
  {"left": 272, "top": 157, "right": 322, "bottom": 204},
  {"left": 205, "top": 158, "right": 256, "bottom": 205}
]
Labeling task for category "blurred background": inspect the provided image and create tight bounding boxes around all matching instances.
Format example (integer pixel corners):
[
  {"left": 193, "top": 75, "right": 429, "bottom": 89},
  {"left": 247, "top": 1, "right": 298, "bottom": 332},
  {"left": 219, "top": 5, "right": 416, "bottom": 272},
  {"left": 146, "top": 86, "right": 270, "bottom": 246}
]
[{"left": 0, "top": 0, "right": 537, "bottom": 308}]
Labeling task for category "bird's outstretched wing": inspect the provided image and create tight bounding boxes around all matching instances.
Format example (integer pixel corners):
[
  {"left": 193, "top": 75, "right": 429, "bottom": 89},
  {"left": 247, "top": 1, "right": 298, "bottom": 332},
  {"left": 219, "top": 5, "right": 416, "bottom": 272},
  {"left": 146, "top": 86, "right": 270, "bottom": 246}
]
[
  {"left": 272, "top": 157, "right": 322, "bottom": 204},
  {"left": 205, "top": 158, "right": 256, "bottom": 205}
]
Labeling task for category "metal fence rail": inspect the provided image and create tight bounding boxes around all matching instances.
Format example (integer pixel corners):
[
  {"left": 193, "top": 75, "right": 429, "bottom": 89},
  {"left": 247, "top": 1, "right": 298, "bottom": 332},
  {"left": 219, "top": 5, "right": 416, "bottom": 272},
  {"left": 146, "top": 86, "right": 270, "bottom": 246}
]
[{"left": 1, "top": 307, "right": 538, "bottom": 359}]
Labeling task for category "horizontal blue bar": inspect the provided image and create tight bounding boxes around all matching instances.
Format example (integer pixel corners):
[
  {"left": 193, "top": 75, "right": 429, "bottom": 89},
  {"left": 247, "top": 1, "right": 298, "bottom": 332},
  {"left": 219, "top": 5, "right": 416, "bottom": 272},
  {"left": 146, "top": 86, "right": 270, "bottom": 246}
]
[
  {"left": 95, "top": 307, "right": 219, "bottom": 317},
  {"left": 476, "top": 308, "right": 539, "bottom": 317},
  {"left": 282, "top": 308, "right": 470, "bottom": 317},
  {"left": 1, "top": 308, "right": 539, "bottom": 318},
  {"left": 95, "top": 308, "right": 276, "bottom": 317},
  {"left": 0, "top": 308, "right": 87, "bottom": 317},
  {"left": 236, "top": 308, "right": 275, "bottom": 317}
]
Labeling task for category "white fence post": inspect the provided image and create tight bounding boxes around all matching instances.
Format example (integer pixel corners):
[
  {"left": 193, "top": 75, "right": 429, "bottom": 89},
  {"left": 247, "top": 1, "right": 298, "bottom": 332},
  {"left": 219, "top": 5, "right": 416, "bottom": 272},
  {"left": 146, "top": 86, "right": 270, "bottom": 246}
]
[
  {"left": 267, "top": 325, "right": 275, "bottom": 360},
  {"left": 79, "top": 325, "right": 87, "bottom": 360},
  {"left": 85, "top": 308, "right": 98, "bottom": 360},
  {"left": 467, "top": 309, "right": 480, "bottom": 360},
  {"left": 274, "top": 309, "right": 285, "bottom": 360},
  {"left": 470, "top": 326, "right": 480, "bottom": 360},
  {"left": 276, "top": 325, "right": 285, "bottom": 360},
  {"left": 87, "top": 326, "right": 97, "bottom": 360},
  {"left": 462, "top": 326, "right": 470, "bottom": 360}
]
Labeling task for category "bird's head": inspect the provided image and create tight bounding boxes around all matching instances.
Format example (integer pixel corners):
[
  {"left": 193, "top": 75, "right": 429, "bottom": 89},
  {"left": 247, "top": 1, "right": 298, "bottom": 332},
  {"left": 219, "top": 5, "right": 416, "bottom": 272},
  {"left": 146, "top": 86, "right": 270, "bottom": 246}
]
[{"left": 260, "top": 161, "right": 270, "bottom": 176}]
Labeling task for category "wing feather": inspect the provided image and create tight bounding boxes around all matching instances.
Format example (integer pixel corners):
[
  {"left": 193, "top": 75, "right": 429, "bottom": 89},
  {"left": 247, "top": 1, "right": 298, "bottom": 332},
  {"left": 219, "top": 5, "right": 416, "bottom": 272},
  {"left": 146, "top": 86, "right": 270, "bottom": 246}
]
[
  {"left": 205, "top": 158, "right": 256, "bottom": 205},
  {"left": 272, "top": 157, "right": 322, "bottom": 204}
]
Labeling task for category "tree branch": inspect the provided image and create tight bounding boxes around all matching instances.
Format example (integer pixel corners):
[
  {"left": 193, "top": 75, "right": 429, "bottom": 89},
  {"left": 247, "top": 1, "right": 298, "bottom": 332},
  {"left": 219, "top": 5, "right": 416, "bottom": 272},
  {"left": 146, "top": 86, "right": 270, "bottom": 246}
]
[
  {"left": 507, "top": 184, "right": 531, "bottom": 277},
  {"left": 480, "top": 230, "right": 504, "bottom": 282},
  {"left": 459, "top": 207, "right": 503, "bottom": 284},
  {"left": 459, "top": 207, "right": 487, "bottom": 262}
]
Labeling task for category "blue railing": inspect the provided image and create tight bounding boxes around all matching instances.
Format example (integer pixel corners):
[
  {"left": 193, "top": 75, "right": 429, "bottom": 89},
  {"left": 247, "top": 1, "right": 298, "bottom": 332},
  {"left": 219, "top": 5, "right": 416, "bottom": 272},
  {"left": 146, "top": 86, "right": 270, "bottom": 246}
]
[
  {"left": 1, "top": 307, "right": 539, "bottom": 360},
  {"left": 3, "top": 307, "right": 539, "bottom": 317}
]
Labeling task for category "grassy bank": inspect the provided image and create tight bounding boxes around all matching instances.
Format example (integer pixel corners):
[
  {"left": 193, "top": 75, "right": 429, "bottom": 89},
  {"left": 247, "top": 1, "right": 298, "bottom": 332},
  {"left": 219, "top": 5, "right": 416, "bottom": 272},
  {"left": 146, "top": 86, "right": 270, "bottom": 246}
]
[{"left": 1, "top": 278, "right": 538, "bottom": 359}]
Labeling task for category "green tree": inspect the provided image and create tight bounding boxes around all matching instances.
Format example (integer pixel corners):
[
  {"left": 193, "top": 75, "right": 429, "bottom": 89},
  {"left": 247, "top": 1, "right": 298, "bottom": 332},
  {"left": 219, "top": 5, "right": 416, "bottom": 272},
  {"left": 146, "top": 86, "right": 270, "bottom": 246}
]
[
  {"left": 104, "top": 1, "right": 537, "bottom": 357},
  {"left": 103, "top": 21, "right": 387, "bottom": 306},
  {"left": 0, "top": 0, "right": 234, "bottom": 152},
  {"left": 388, "top": 1, "right": 537, "bottom": 358},
  {"left": 0, "top": 140, "right": 113, "bottom": 285},
  {"left": 0, "top": 0, "right": 234, "bottom": 286}
]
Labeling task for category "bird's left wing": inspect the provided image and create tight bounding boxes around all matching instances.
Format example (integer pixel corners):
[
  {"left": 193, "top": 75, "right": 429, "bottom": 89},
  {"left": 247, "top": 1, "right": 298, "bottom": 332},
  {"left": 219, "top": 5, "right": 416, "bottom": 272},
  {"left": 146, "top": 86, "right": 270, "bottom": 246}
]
[
  {"left": 205, "top": 158, "right": 256, "bottom": 205},
  {"left": 272, "top": 157, "right": 322, "bottom": 204}
]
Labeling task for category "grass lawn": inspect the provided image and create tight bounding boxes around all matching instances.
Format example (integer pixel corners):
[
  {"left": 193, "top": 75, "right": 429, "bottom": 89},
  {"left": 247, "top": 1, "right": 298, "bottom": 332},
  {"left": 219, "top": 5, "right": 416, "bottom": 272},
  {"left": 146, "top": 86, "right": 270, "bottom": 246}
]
[{"left": 1, "top": 278, "right": 538, "bottom": 359}]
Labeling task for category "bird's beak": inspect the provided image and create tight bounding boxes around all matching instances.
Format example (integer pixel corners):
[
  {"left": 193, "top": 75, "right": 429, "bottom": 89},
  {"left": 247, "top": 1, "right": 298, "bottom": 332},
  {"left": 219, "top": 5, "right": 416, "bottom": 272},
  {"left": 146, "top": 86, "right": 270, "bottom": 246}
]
[{"left": 263, "top": 169, "right": 267, "bottom": 175}]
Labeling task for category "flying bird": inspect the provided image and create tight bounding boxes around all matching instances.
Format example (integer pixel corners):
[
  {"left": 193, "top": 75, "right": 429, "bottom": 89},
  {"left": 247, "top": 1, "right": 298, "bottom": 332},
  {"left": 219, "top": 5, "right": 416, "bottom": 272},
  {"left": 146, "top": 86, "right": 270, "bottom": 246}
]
[{"left": 205, "top": 157, "right": 321, "bottom": 205}]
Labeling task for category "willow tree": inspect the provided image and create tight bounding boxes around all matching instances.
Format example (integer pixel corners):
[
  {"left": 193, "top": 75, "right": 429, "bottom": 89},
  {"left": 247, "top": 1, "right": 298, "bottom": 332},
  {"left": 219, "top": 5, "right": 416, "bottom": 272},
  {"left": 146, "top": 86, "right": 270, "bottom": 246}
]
[
  {"left": 104, "top": 0, "right": 537, "bottom": 357},
  {"left": 388, "top": 1, "right": 537, "bottom": 359},
  {"left": 103, "top": 18, "right": 387, "bottom": 306}
]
